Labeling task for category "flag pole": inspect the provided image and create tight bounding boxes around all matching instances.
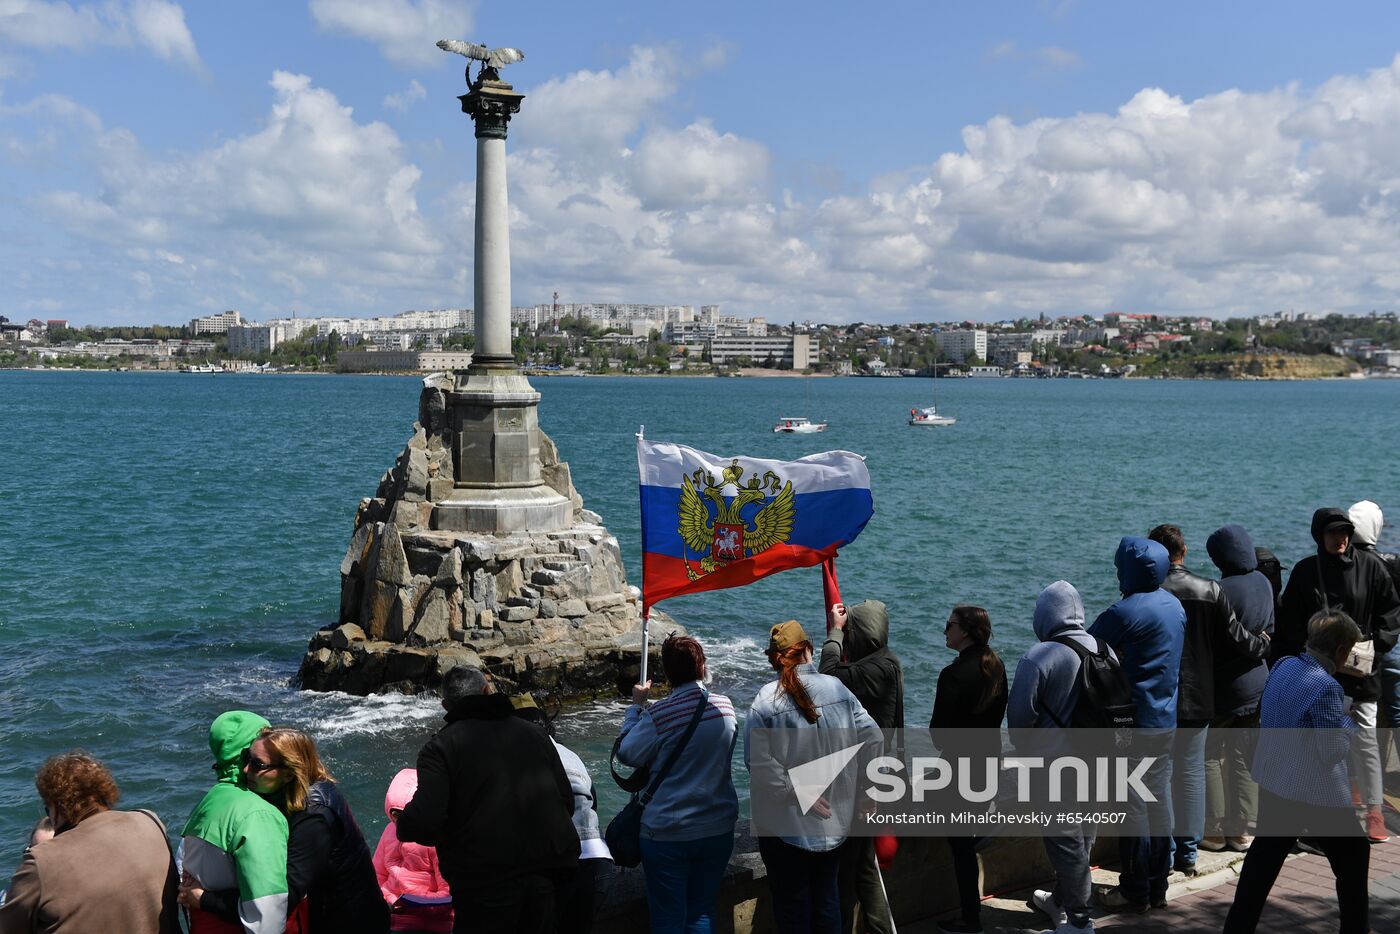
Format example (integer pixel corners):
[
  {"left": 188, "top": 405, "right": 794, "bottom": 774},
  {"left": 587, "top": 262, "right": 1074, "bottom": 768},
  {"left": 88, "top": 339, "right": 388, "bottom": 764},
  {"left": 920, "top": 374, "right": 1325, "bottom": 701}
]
[
  {"left": 822, "top": 556, "right": 842, "bottom": 635},
  {"left": 636, "top": 425, "right": 649, "bottom": 688}
]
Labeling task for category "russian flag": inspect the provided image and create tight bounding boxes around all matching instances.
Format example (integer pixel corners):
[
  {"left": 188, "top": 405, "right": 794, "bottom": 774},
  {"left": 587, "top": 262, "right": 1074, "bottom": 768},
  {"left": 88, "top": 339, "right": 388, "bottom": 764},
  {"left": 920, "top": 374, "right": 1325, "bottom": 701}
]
[{"left": 637, "top": 436, "right": 874, "bottom": 612}]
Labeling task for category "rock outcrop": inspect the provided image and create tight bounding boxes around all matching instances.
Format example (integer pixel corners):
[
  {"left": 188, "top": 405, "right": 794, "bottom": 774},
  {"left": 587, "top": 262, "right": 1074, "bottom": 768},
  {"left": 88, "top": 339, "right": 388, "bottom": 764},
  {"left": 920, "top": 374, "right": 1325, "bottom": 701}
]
[{"left": 298, "top": 374, "right": 670, "bottom": 699}]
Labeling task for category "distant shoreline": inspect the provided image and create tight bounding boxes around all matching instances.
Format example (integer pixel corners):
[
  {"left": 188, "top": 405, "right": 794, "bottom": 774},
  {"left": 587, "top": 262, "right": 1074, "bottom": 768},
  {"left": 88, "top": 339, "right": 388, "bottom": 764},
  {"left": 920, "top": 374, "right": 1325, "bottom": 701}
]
[{"left": 1, "top": 366, "right": 1388, "bottom": 382}]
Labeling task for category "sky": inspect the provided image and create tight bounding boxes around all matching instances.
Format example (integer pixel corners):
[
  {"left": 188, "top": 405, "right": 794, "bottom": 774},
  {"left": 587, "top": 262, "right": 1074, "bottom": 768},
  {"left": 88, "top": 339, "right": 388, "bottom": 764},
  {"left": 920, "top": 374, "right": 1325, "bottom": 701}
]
[{"left": 6, "top": 2, "right": 1400, "bottom": 326}]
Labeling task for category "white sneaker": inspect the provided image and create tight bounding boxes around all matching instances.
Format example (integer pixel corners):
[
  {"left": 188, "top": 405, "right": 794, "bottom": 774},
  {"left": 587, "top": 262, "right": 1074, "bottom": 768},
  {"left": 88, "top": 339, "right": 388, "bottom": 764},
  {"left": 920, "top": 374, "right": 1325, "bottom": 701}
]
[{"left": 1031, "top": 889, "right": 1067, "bottom": 926}]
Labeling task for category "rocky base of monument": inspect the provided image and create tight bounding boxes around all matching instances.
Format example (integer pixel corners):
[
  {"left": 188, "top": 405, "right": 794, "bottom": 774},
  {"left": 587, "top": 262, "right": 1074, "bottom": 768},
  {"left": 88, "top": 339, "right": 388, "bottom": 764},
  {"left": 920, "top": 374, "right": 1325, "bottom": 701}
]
[{"left": 296, "top": 375, "right": 672, "bottom": 699}]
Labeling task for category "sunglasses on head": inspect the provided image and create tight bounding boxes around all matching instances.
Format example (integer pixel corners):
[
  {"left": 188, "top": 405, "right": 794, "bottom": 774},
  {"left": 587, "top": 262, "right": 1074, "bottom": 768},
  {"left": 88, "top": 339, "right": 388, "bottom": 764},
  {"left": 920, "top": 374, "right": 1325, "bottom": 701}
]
[{"left": 240, "top": 748, "right": 279, "bottom": 773}]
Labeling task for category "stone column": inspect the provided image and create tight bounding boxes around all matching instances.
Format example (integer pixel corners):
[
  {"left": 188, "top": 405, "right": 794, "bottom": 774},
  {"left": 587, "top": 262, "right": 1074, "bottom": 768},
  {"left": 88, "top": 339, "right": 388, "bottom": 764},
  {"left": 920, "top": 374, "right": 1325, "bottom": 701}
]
[
  {"left": 473, "top": 132, "right": 513, "bottom": 365},
  {"left": 433, "top": 72, "right": 572, "bottom": 534}
]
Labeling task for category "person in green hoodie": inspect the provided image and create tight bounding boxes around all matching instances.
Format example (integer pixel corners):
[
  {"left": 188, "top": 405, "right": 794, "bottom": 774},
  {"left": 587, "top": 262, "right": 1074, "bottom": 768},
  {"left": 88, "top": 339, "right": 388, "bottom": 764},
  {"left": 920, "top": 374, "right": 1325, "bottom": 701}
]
[{"left": 180, "top": 710, "right": 290, "bottom": 934}]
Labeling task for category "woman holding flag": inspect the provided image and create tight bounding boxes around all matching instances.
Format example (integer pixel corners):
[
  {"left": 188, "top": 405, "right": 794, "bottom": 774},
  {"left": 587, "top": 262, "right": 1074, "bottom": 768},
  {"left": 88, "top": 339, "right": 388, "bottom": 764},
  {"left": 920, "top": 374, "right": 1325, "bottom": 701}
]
[{"left": 614, "top": 634, "right": 739, "bottom": 934}]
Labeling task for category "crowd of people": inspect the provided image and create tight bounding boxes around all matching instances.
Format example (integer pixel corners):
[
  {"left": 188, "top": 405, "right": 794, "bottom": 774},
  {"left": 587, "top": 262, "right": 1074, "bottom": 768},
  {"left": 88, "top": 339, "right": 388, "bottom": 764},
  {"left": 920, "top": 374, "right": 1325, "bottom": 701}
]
[{"left": 2, "top": 503, "right": 1398, "bottom": 934}]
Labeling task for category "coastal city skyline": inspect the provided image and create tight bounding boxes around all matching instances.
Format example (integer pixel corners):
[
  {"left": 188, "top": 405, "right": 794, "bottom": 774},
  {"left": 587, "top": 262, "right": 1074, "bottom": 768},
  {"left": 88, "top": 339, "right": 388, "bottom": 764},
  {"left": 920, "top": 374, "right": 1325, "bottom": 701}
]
[{"left": 7, "top": 4, "right": 1400, "bottom": 325}]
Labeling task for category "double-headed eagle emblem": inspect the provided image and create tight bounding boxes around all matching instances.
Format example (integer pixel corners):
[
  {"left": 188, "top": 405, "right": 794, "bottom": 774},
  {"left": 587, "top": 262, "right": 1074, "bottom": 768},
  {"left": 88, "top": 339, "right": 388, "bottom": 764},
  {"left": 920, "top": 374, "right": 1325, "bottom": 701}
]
[{"left": 678, "top": 459, "right": 796, "bottom": 580}]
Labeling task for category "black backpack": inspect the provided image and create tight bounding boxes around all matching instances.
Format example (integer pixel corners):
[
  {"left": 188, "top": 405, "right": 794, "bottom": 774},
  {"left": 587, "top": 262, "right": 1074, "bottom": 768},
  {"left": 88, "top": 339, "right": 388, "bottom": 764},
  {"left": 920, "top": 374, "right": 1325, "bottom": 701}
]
[{"left": 1047, "top": 635, "right": 1137, "bottom": 729}]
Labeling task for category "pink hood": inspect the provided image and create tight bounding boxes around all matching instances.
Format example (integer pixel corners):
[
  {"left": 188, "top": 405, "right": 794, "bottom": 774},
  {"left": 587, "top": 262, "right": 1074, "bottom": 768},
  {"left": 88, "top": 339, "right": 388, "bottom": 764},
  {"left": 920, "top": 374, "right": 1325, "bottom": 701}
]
[
  {"left": 384, "top": 767, "right": 418, "bottom": 816},
  {"left": 373, "top": 769, "right": 453, "bottom": 932}
]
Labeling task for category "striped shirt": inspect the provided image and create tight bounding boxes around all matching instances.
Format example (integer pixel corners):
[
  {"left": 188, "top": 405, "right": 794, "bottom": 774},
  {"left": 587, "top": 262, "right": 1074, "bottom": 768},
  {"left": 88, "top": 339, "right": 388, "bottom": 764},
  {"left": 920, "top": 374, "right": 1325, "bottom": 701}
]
[{"left": 616, "top": 681, "right": 739, "bottom": 842}]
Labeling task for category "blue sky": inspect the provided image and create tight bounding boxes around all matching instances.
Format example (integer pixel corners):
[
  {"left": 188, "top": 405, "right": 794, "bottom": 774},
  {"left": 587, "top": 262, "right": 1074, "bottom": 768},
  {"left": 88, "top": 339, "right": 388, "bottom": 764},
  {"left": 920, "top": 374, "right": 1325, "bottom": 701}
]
[{"left": 5, "top": 1, "right": 1400, "bottom": 325}]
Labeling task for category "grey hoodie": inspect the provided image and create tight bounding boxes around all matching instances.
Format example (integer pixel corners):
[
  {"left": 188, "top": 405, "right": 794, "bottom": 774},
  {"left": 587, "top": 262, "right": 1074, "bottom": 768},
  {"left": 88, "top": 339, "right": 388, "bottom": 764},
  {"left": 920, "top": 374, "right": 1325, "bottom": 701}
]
[{"left": 1007, "top": 581, "right": 1106, "bottom": 730}]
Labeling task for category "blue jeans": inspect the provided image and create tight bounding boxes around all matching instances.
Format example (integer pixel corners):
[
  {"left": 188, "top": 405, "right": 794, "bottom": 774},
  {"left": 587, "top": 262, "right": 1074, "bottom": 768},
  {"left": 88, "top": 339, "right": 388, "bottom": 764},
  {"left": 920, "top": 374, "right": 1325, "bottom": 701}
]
[
  {"left": 1381, "top": 642, "right": 1400, "bottom": 773},
  {"left": 757, "top": 837, "right": 842, "bottom": 934},
  {"left": 639, "top": 832, "right": 735, "bottom": 934},
  {"left": 1172, "top": 722, "right": 1209, "bottom": 868},
  {"left": 1043, "top": 827, "right": 1098, "bottom": 928},
  {"left": 1121, "top": 731, "right": 1174, "bottom": 902}
]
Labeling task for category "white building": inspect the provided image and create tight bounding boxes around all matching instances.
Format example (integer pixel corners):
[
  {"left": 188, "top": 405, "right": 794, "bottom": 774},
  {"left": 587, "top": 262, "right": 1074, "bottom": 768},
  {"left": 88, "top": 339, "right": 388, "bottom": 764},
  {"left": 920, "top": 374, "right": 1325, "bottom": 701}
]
[
  {"left": 189, "top": 310, "right": 243, "bottom": 335},
  {"left": 709, "top": 333, "right": 811, "bottom": 369},
  {"left": 665, "top": 320, "right": 719, "bottom": 344},
  {"left": 338, "top": 350, "right": 474, "bottom": 372},
  {"left": 227, "top": 321, "right": 301, "bottom": 357},
  {"left": 935, "top": 329, "right": 988, "bottom": 363}
]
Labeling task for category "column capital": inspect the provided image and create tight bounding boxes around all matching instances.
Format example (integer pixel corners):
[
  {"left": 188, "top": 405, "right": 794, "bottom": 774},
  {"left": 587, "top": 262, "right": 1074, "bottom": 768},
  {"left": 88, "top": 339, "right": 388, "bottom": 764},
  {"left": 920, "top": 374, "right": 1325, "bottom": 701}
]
[{"left": 460, "top": 75, "right": 524, "bottom": 140}]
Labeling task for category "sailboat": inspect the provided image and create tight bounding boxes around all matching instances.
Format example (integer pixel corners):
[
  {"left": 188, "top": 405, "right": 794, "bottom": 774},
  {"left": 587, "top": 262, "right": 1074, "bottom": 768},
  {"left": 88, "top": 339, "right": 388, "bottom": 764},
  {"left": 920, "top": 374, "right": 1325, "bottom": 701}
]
[
  {"left": 774, "top": 374, "right": 828, "bottom": 433},
  {"left": 909, "top": 378, "right": 956, "bottom": 426}
]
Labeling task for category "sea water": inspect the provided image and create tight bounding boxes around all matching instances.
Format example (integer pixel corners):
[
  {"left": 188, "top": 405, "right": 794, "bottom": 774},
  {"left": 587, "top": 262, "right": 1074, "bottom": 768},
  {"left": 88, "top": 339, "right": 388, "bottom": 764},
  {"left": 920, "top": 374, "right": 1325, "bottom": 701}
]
[{"left": 2, "top": 370, "right": 1397, "bottom": 864}]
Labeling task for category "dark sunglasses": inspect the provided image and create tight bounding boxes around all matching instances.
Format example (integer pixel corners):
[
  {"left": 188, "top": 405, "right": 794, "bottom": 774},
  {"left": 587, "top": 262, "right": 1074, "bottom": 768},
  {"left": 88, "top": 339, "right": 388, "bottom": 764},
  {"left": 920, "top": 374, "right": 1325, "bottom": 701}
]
[{"left": 240, "top": 748, "right": 279, "bottom": 773}]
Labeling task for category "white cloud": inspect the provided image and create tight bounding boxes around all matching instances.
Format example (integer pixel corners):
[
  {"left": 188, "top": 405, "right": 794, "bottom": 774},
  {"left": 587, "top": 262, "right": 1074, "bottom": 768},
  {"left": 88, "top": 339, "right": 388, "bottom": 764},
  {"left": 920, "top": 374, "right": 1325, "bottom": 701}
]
[
  {"left": 308, "top": 0, "right": 471, "bottom": 68},
  {"left": 0, "top": 0, "right": 202, "bottom": 69},
  {"left": 988, "top": 39, "right": 1083, "bottom": 71},
  {"left": 16, "top": 46, "right": 1400, "bottom": 323},
  {"left": 383, "top": 78, "right": 426, "bottom": 112},
  {"left": 9, "top": 71, "right": 443, "bottom": 316},
  {"left": 1035, "top": 45, "right": 1082, "bottom": 70},
  {"left": 630, "top": 120, "right": 769, "bottom": 210},
  {"left": 512, "top": 46, "right": 684, "bottom": 161},
  {"left": 126, "top": 0, "right": 200, "bottom": 71}
]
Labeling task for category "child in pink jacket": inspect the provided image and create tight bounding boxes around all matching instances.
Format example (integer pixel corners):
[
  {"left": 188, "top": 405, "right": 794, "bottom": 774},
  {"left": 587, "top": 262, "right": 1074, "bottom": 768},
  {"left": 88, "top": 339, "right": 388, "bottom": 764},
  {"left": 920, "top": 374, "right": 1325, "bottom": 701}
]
[{"left": 372, "top": 769, "right": 454, "bottom": 934}]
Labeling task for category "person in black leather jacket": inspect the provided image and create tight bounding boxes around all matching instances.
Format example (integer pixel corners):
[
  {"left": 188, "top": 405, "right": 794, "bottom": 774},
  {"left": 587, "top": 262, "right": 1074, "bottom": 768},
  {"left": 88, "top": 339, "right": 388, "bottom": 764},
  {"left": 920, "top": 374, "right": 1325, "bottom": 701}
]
[
  {"left": 185, "top": 727, "right": 389, "bottom": 934},
  {"left": 1148, "top": 524, "right": 1269, "bottom": 875}
]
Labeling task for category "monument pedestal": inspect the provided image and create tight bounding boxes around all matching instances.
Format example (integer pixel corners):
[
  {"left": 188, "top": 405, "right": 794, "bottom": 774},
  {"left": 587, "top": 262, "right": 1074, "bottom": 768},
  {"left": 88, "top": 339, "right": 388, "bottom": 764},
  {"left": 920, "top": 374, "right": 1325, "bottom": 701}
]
[
  {"left": 432, "top": 368, "right": 572, "bottom": 533},
  {"left": 296, "top": 377, "right": 670, "bottom": 699}
]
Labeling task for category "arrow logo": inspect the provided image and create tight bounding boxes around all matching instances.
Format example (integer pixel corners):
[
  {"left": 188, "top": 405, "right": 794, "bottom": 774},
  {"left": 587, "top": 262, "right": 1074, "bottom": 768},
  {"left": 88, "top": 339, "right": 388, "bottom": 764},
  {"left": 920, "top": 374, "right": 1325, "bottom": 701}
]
[{"left": 788, "top": 743, "right": 864, "bottom": 815}]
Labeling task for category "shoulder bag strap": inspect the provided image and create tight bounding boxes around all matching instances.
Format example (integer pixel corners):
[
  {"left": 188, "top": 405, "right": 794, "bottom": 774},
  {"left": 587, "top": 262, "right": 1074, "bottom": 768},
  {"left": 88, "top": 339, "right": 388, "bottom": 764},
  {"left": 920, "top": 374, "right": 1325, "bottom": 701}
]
[
  {"left": 639, "top": 687, "right": 710, "bottom": 807},
  {"left": 1317, "top": 561, "right": 1331, "bottom": 615},
  {"left": 1043, "top": 635, "right": 1095, "bottom": 729}
]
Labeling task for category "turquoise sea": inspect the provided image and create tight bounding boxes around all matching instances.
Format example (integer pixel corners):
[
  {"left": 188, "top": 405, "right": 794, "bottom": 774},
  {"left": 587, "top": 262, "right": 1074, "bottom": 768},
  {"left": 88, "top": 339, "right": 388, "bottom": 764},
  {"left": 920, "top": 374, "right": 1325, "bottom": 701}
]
[{"left": 3, "top": 370, "right": 1399, "bottom": 865}]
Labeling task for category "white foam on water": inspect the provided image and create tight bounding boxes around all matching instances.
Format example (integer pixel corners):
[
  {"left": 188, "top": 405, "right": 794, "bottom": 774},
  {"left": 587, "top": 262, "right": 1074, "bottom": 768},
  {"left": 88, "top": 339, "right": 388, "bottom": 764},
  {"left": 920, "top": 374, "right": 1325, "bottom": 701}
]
[
  {"left": 702, "top": 634, "right": 771, "bottom": 684},
  {"left": 295, "top": 689, "right": 445, "bottom": 739}
]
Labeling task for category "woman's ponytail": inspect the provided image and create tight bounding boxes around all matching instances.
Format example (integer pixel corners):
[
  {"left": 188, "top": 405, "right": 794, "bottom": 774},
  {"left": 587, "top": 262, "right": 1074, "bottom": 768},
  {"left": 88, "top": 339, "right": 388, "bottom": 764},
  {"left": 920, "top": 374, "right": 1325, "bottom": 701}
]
[{"left": 769, "top": 641, "right": 820, "bottom": 723}]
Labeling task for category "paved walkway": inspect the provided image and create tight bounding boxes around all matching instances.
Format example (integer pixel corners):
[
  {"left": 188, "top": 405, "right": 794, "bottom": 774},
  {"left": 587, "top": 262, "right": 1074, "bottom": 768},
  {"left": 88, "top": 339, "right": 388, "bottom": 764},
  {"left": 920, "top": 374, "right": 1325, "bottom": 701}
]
[{"left": 908, "top": 798, "right": 1400, "bottom": 933}]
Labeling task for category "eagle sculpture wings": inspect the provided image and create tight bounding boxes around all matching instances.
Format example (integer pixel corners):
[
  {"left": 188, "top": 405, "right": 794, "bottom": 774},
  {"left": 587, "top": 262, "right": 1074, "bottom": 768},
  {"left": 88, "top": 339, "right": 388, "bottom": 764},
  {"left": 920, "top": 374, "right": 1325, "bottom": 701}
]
[{"left": 436, "top": 39, "right": 525, "bottom": 70}]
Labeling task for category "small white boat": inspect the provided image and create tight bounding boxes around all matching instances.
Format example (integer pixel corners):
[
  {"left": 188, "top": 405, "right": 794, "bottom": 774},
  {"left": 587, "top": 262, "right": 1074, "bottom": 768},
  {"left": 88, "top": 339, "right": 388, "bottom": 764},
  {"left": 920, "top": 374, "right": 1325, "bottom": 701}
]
[
  {"left": 773, "top": 416, "right": 827, "bottom": 434},
  {"left": 908, "top": 405, "right": 956, "bottom": 427}
]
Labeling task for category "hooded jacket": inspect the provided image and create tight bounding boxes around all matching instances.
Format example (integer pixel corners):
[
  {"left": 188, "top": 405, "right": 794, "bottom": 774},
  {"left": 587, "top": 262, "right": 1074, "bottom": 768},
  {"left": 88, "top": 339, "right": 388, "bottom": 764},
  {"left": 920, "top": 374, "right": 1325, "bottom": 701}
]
[
  {"left": 372, "top": 769, "right": 452, "bottom": 934},
  {"left": 1274, "top": 507, "right": 1400, "bottom": 702},
  {"left": 1350, "top": 500, "right": 1400, "bottom": 598},
  {"left": 396, "top": 693, "right": 580, "bottom": 887},
  {"left": 202, "top": 779, "right": 389, "bottom": 934},
  {"left": 1206, "top": 524, "right": 1276, "bottom": 716},
  {"left": 819, "top": 600, "right": 905, "bottom": 729},
  {"left": 1086, "top": 537, "right": 1186, "bottom": 729},
  {"left": 1008, "top": 581, "right": 1105, "bottom": 731},
  {"left": 180, "top": 711, "right": 289, "bottom": 934}
]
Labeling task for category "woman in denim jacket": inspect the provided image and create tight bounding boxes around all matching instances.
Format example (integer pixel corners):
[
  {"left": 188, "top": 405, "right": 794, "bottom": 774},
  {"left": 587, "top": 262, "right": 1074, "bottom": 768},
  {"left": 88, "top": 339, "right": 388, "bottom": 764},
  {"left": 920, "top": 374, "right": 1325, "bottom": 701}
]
[{"left": 745, "top": 620, "right": 881, "bottom": 934}]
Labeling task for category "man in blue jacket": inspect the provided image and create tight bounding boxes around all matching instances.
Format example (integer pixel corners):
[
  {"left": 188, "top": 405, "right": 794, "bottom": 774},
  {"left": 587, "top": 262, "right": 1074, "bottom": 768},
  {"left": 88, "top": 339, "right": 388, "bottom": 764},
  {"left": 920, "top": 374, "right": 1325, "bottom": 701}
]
[{"left": 1088, "top": 536, "right": 1185, "bottom": 913}]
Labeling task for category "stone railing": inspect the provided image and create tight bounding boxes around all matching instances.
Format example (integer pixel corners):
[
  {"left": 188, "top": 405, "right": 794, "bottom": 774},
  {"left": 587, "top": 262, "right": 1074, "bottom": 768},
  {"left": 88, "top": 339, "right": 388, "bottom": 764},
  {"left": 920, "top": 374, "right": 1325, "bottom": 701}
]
[{"left": 592, "top": 821, "right": 1120, "bottom": 933}]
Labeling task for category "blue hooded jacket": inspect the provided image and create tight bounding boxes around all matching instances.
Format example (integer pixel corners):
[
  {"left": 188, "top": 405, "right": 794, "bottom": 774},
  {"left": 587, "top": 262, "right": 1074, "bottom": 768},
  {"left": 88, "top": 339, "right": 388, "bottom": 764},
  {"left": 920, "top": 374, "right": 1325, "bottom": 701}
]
[
  {"left": 1206, "top": 524, "right": 1275, "bottom": 716},
  {"left": 1086, "top": 537, "right": 1185, "bottom": 729}
]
